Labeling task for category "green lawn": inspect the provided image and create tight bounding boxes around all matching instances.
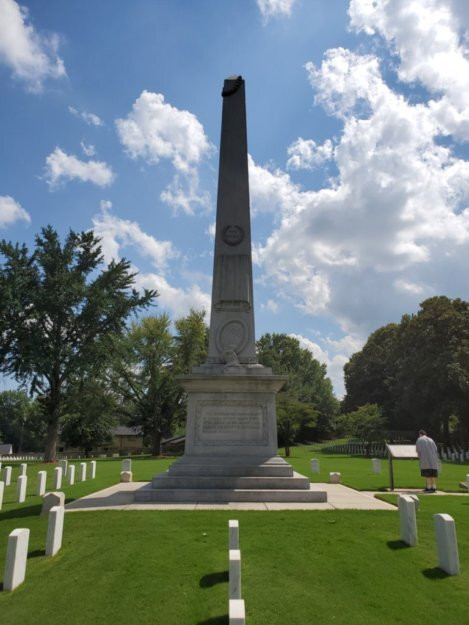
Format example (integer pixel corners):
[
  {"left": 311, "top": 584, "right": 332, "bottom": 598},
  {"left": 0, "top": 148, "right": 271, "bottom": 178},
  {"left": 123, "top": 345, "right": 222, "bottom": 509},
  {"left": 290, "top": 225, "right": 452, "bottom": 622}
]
[
  {"left": 0, "top": 457, "right": 175, "bottom": 517},
  {"left": 283, "top": 444, "right": 469, "bottom": 492},
  {"left": 1, "top": 453, "right": 469, "bottom": 624}
]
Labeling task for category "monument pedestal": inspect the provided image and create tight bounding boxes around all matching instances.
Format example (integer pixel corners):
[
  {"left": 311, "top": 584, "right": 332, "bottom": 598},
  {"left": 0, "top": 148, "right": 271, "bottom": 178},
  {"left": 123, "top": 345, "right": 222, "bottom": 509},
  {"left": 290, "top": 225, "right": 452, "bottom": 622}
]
[{"left": 135, "top": 371, "right": 327, "bottom": 503}]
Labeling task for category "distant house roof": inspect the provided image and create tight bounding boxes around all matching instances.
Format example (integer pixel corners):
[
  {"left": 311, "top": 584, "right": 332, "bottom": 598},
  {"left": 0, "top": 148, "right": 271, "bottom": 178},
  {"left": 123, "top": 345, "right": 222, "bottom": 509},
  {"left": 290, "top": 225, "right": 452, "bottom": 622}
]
[{"left": 112, "top": 426, "right": 143, "bottom": 437}]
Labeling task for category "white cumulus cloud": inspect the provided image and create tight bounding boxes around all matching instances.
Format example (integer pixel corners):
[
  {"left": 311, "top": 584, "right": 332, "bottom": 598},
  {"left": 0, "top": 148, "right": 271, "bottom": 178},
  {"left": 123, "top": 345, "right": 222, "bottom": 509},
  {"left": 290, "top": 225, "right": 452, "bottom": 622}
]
[
  {"left": 69, "top": 106, "right": 103, "bottom": 127},
  {"left": 253, "top": 1, "right": 469, "bottom": 352},
  {"left": 116, "top": 91, "right": 214, "bottom": 214},
  {"left": 349, "top": 0, "right": 469, "bottom": 139},
  {"left": 92, "top": 205, "right": 177, "bottom": 273},
  {"left": 257, "top": 0, "right": 297, "bottom": 20},
  {"left": 287, "top": 138, "right": 334, "bottom": 170},
  {"left": 116, "top": 91, "right": 213, "bottom": 172},
  {"left": 80, "top": 141, "right": 96, "bottom": 157},
  {"left": 44, "top": 147, "right": 115, "bottom": 188},
  {"left": 0, "top": 195, "right": 31, "bottom": 227},
  {"left": 0, "top": 0, "right": 66, "bottom": 92},
  {"left": 134, "top": 272, "right": 211, "bottom": 320}
]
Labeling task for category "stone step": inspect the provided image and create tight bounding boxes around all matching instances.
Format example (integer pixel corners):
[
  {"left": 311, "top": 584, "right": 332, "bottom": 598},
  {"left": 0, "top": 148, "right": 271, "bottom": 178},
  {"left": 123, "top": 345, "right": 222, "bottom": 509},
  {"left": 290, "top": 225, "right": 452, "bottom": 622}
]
[
  {"left": 167, "top": 463, "right": 293, "bottom": 478},
  {"left": 134, "top": 486, "right": 327, "bottom": 503},
  {"left": 151, "top": 472, "right": 309, "bottom": 490}
]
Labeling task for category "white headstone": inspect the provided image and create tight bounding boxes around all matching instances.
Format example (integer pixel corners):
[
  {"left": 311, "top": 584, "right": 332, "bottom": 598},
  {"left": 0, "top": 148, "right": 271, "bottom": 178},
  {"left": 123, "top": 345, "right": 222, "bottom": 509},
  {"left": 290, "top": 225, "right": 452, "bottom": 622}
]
[
  {"left": 434, "top": 513, "right": 460, "bottom": 575},
  {"left": 3, "top": 465, "right": 12, "bottom": 486},
  {"left": 408, "top": 494, "right": 419, "bottom": 511},
  {"left": 122, "top": 459, "right": 132, "bottom": 472},
  {"left": 229, "top": 549, "right": 241, "bottom": 600},
  {"left": 53, "top": 467, "right": 63, "bottom": 489},
  {"left": 20, "top": 463, "right": 27, "bottom": 476},
  {"left": 41, "top": 491, "right": 65, "bottom": 516},
  {"left": 0, "top": 480, "right": 4, "bottom": 510},
  {"left": 4, "top": 528, "right": 30, "bottom": 591},
  {"left": 59, "top": 459, "right": 68, "bottom": 475},
  {"left": 229, "top": 519, "right": 239, "bottom": 550},
  {"left": 16, "top": 475, "right": 27, "bottom": 503},
  {"left": 37, "top": 471, "right": 47, "bottom": 496},
  {"left": 460, "top": 452, "right": 465, "bottom": 462},
  {"left": 229, "top": 599, "right": 246, "bottom": 625},
  {"left": 79, "top": 462, "right": 87, "bottom": 481},
  {"left": 329, "top": 472, "right": 341, "bottom": 484},
  {"left": 310, "top": 459, "right": 320, "bottom": 474},
  {"left": 398, "top": 495, "right": 418, "bottom": 546},
  {"left": 120, "top": 470, "right": 132, "bottom": 483},
  {"left": 68, "top": 465, "right": 75, "bottom": 485},
  {"left": 372, "top": 458, "right": 381, "bottom": 474},
  {"left": 90, "top": 460, "right": 96, "bottom": 479},
  {"left": 46, "top": 505, "right": 64, "bottom": 556}
]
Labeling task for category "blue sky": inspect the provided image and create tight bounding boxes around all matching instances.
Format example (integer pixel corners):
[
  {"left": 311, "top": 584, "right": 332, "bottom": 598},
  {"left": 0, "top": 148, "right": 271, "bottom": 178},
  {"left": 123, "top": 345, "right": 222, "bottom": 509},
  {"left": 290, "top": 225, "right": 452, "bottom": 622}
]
[{"left": 1, "top": 0, "right": 468, "bottom": 397}]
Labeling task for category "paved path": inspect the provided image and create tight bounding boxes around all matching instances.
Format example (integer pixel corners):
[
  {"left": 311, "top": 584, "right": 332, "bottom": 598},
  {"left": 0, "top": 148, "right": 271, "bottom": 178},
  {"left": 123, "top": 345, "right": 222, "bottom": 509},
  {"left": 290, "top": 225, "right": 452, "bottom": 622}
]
[{"left": 65, "top": 482, "right": 396, "bottom": 512}]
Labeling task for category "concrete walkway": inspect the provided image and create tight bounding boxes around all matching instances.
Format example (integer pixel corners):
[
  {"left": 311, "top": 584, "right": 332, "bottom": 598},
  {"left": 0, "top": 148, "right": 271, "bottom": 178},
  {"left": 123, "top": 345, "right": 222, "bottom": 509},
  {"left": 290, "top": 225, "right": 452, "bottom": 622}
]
[{"left": 65, "top": 482, "right": 396, "bottom": 512}]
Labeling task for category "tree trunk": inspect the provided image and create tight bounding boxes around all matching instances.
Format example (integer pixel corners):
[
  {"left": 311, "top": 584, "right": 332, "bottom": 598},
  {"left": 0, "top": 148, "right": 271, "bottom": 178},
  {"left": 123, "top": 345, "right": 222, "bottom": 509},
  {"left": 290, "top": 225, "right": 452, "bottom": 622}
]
[
  {"left": 152, "top": 429, "right": 163, "bottom": 456},
  {"left": 443, "top": 415, "right": 450, "bottom": 444},
  {"left": 44, "top": 420, "right": 59, "bottom": 462},
  {"left": 284, "top": 441, "right": 290, "bottom": 457}
]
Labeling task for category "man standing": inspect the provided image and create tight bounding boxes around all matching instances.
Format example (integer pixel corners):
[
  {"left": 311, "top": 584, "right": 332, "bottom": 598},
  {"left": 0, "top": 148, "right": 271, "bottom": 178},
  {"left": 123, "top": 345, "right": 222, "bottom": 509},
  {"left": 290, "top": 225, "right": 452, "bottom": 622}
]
[{"left": 416, "top": 430, "right": 439, "bottom": 492}]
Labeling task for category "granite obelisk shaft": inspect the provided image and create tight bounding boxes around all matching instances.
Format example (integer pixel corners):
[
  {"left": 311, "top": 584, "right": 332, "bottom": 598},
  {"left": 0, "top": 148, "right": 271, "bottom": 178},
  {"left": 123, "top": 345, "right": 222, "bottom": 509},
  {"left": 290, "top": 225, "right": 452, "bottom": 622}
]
[{"left": 207, "top": 76, "right": 257, "bottom": 366}]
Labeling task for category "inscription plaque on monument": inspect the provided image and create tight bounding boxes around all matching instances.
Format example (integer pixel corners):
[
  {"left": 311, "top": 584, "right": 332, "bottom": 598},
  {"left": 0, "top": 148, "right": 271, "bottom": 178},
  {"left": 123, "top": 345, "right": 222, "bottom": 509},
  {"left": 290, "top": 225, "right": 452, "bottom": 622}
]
[{"left": 196, "top": 401, "right": 266, "bottom": 445}]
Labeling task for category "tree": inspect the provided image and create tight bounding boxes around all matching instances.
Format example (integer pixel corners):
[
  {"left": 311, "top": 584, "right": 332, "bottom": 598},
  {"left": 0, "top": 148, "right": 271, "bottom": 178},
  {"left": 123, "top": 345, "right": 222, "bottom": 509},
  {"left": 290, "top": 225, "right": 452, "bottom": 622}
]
[
  {"left": 342, "top": 323, "right": 398, "bottom": 415},
  {"left": 336, "top": 403, "right": 386, "bottom": 442},
  {"left": 110, "top": 310, "right": 207, "bottom": 456},
  {"left": 0, "top": 390, "right": 45, "bottom": 452},
  {"left": 60, "top": 377, "right": 118, "bottom": 455},
  {"left": 0, "top": 226, "right": 156, "bottom": 461},
  {"left": 257, "top": 333, "right": 339, "bottom": 439},
  {"left": 276, "top": 394, "right": 317, "bottom": 456},
  {"left": 342, "top": 297, "right": 469, "bottom": 442},
  {"left": 391, "top": 297, "right": 469, "bottom": 439}
]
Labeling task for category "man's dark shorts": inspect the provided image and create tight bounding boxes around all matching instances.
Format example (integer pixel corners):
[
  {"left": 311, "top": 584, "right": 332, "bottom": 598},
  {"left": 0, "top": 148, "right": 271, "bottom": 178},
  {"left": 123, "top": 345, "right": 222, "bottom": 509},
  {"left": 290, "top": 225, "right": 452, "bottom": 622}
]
[{"left": 421, "top": 469, "right": 438, "bottom": 477}]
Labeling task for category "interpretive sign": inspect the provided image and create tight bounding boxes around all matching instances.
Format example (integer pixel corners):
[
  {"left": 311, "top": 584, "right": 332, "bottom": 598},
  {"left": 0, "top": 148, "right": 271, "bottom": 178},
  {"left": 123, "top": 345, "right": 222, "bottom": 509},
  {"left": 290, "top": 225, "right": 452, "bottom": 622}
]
[{"left": 386, "top": 444, "right": 418, "bottom": 490}]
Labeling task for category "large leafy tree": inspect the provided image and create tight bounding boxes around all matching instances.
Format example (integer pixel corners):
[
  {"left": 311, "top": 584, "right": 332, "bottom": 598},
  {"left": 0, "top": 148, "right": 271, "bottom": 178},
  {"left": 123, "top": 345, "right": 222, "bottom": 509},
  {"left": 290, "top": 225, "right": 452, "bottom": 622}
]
[
  {"left": 336, "top": 403, "right": 386, "bottom": 442},
  {"left": 0, "top": 226, "right": 156, "bottom": 461},
  {"left": 391, "top": 297, "right": 469, "bottom": 439},
  {"left": 343, "top": 297, "right": 469, "bottom": 441},
  {"left": 60, "top": 377, "right": 118, "bottom": 456},
  {"left": 342, "top": 323, "right": 398, "bottom": 415},
  {"left": 276, "top": 394, "right": 317, "bottom": 456},
  {"left": 110, "top": 310, "right": 207, "bottom": 455},
  {"left": 257, "top": 333, "right": 339, "bottom": 440},
  {"left": 0, "top": 390, "right": 45, "bottom": 452}
]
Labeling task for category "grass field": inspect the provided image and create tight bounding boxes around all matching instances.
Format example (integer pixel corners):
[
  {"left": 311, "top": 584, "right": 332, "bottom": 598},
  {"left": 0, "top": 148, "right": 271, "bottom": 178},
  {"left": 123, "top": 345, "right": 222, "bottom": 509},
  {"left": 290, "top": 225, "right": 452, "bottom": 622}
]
[
  {"left": 1, "top": 452, "right": 468, "bottom": 624},
  {"left": 283, "top": 444, "right": 469, "bottom": 492}
]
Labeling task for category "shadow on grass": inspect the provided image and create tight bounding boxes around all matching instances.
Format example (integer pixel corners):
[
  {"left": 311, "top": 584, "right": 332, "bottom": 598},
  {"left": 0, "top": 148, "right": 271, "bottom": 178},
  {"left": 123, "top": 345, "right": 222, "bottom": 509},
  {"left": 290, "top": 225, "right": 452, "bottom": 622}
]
[
  {"left": 196, "top": 616, "right": 228, "bottom": 625},
  {"left": 387, "top": 540, "right": 410, "bottom": 550},
  {"left": 0, "top": 504, "right": 42, "bottom": 520},
  {"left": 28, "top": 549, "right": 45, "bottom": 559},
  {"left": 199, "top": 571, "right": 228, "bottom": 588},
  {"left": 422, "top": 567, "right": 451, "bottom": 580}
]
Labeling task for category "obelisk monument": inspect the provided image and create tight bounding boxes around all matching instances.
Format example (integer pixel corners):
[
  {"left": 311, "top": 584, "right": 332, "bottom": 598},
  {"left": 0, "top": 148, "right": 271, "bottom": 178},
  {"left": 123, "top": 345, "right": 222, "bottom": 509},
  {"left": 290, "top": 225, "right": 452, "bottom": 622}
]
[{"left": 136, "top": 77, "right": 326, "bottom": 502}]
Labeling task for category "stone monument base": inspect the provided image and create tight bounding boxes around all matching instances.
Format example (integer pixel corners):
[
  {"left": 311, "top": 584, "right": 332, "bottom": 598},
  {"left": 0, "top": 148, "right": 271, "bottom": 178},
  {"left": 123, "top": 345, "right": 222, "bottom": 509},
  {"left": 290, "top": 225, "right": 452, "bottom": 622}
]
[{"left": 134, "top": 372, "right": 327, "bottom": 503}]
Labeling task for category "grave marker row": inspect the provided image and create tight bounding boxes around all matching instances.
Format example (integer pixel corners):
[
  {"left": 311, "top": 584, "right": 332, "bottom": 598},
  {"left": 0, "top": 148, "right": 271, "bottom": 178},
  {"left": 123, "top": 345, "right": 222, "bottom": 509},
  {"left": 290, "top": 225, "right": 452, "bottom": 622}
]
[
  {"left": 397, "top": 494, "right": 460, "bottom": 575},
  {"left": 228, "top": 520, "right": 245, "bottom": 625},
  {"left": 4, "top": 503, "right": 65, "bottom": 591}
]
